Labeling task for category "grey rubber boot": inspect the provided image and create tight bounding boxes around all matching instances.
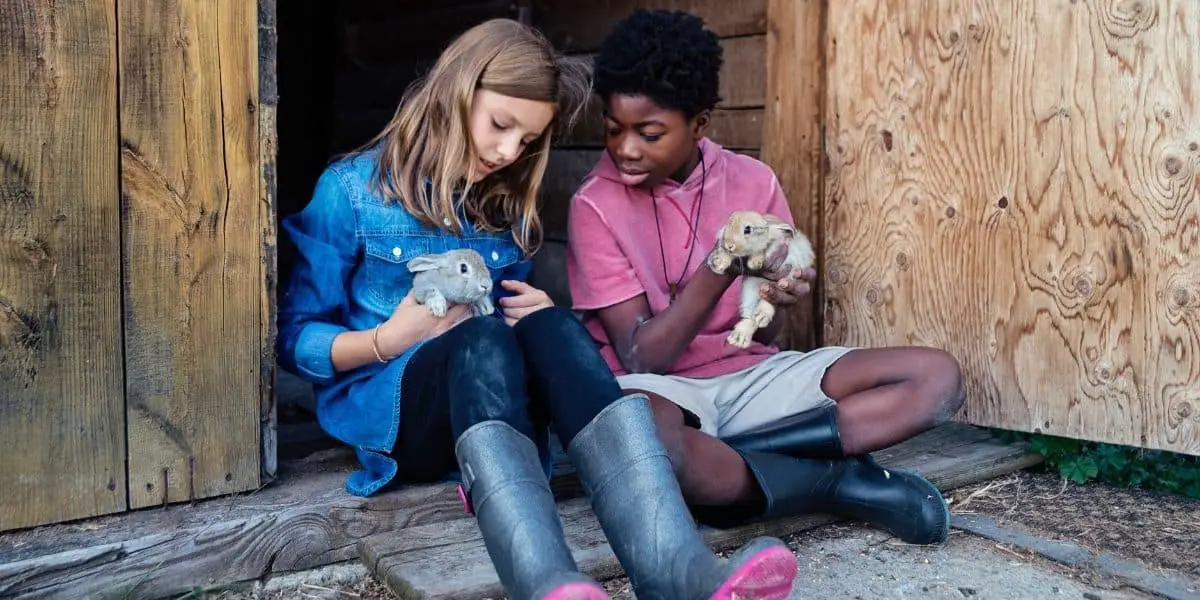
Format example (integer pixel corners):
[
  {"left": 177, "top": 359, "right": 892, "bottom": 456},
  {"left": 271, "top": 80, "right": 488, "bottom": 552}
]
[
  {"left": 567, "top": 394, "right": 798, "bottom": 600},
  {"left": 455, "top": 420, "right": 608, "bottom": 600}
]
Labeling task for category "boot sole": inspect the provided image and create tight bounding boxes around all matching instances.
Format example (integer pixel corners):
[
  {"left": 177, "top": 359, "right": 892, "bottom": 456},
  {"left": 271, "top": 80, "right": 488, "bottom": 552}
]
[
  {"left": 710, "top": 544, "right": 798, "bottom": 600},
  {"left": 542, "top": 581, "right": 610, "bottom": 600}
]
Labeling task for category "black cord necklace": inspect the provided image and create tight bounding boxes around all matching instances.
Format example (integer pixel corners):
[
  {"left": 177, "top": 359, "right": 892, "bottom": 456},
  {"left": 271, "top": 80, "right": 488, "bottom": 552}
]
[{"left": 651, "top": 146, "right": 706, "bottom": 304}]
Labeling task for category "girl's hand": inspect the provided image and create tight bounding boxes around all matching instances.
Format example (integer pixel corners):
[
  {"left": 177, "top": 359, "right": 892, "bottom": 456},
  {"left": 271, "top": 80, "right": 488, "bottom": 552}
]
[
  {"left": 758, "top": 266, "right": 816, "bottom": 307},
  {"left": 498, "top": 280, "right": 554, "bottom": 326},
  {"left": 377, "top": 291, "right": 471, "bottom": 357}
]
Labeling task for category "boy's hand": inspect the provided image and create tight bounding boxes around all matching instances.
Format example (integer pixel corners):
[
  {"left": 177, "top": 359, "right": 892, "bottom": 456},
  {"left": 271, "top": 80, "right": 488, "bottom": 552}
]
[
  {"left": 759, "top": 266, "right": 816, "bottom": 306},
  {"left": 498, "top": 280, "right": 554, "bottom": 326}
]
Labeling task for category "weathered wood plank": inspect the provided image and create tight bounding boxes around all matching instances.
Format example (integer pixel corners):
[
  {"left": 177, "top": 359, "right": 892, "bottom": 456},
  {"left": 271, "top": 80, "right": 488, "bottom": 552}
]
[
  {"left": 0, "top": 455, "right": 463, "bottom": 599},
  {"left": 118, "top": 0, "right": 264, "bottom": 509},
  {"left": 361, "top": 423, "right": 1042, "bottom": 600},
  {"left": 562, "top": 105, "right": 764, "bottom": 150},
  {"left": 259, "top": 0, "right": 280, "bottom": 483},
  {"left": 0, "top": 0, "right": 126, "bottom": 531},
  {"left": 762, "top": 0, "right": 826, "bottom": 353},
  {"left": 532, "top": 0, "right": 768, "bottom": 53},
  {"left": 823, "top": 0, "right": 1200, "bottom": 454},
  {"left": 0, "top": 445, "right": 581, "bottom": 600}
]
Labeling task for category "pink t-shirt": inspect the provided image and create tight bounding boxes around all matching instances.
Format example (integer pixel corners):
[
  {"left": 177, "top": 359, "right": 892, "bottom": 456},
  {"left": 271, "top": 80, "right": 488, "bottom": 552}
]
[{"left": 565, "top": 137, "right": 795, "bottom": 378}]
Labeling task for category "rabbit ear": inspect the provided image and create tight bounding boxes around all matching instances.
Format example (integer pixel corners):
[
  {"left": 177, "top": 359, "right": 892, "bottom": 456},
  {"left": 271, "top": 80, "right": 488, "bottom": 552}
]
[{"left": 407, "top": 256, "right": 442, "bottom": 273}]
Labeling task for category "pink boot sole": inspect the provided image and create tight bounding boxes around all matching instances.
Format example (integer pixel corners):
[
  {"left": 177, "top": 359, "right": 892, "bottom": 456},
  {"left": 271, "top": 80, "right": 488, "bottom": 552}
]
[
  {"left": 542, "top": 581, "right": 610, "bottom": 600},
  {"left": 709, "top": 544, "right": 799, "bottom": 600}
]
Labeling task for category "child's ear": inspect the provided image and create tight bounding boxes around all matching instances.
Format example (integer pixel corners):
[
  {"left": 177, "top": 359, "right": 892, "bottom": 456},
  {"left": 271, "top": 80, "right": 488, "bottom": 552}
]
[{"left": 691, "top": 110, "right": 712, "bottom": 138}]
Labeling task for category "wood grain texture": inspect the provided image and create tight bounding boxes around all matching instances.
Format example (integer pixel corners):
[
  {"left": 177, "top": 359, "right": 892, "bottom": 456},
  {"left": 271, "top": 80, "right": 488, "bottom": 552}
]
[
  {"left": 259, "top": 0, "right": 280, "bottom": 483},
  {"left": 0, "top": 459, "right": 470, "bottom": 599},
  {"left": 532, "top": 0, "right": 768, "bottom": 52},
  {"left": 0, "top": 0, "right": 126, "bottom": 531},
  {"left": 360, "top": 423, "right": 1041, "bottom": 600},
  {"left": 762, "top": 0, "right": 826, "bottom": 352},
  {"left": 823, "top": 0, "right": 1199, "bottom": 454},
  {"left": 118, "top": 0, "right": 264, "bottom": 509}
]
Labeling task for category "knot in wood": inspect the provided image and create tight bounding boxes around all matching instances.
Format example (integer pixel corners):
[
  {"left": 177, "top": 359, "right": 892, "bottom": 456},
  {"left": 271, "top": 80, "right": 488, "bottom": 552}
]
[
  {"left": 1076, "top": 276, "right": 1092, "bottom": 296},
  {"left": 945, "top": 206, "right": 957, "bottom": 218},
  {"left": 998, "top": 196, "right": 1009, "bottom": 209},
  {"left": 1164, "top": 156, "right": 1182, "bottom": 175},
  {"left": 1175, "top": 401, "right": 1193, "bottom": 419},
  {"left": 896, "top": 252, "right": 909, "bottom": 269},
  {"left": 865, "top": 286, "right": 881, "bottom": 305},
  {"left": 1173, "top": 287, "right": 1190, "bottom": 307}
]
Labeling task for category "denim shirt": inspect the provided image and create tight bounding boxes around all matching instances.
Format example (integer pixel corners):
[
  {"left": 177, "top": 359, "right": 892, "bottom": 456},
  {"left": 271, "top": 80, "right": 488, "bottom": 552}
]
[{"left": 277, "top": 149, "right": 551, "bottom": 496}]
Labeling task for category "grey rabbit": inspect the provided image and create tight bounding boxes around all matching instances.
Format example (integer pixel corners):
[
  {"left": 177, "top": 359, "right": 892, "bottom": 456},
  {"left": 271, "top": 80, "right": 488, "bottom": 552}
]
[{"left": 407, "top": 248, "right": 495, "bottom": 318}]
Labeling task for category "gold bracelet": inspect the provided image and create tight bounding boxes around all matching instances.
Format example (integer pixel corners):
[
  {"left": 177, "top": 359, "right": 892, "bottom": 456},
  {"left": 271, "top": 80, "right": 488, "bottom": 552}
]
[{"left": 371, "top": 324, "right": 388, "bottom": 363}]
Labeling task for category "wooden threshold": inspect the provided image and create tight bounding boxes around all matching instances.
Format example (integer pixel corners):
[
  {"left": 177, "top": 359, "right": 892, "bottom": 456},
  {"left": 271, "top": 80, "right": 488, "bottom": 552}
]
[
  {"left": 0, "top": 423, "right": 1038, "bottom": 600},
  {"left": 359, "top": 423, "right": 1042, "bottom": 600}
]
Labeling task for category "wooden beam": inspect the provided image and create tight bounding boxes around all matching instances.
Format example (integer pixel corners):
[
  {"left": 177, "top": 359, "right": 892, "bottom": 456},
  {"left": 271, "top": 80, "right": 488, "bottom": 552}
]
[
  {"left": 762, "top": 0, "right": 827, "bottom": 352},
  {"left": 0, "top": 0, "right": 126, "bottom": 531},
  {"left": 259, "top": 0, "right": 280, "bottom": 483},
  {"left": 360, "top": 423, "right": 1043, "bottom": 599},
  {"left": 532, "top": 0, "right": 768, "bottom": 53},
  {"left": 118, "top": 0, "right": 264, "bottom": 509}
]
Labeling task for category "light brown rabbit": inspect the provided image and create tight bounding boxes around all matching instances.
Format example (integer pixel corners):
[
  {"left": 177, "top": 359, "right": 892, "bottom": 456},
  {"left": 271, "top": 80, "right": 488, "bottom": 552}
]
[{"left": 707, "top": 210, "right": 815, "bottom": 348}]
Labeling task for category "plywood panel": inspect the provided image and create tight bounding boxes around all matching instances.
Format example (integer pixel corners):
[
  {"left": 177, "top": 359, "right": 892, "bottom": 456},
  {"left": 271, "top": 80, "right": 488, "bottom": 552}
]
[
  {"left": 533, "top": 0, "right": 767, "bottom": 52},
  {"left": 824, "top": 0, "right": 1199, "bottom": 454},
  {"left": 762, "top": 0, "right": 825, "bottom": 352},
  {"left": 118, "top": 0, "right": 264, "bottom": 507},
  {"left": 0, "top": 0, "right": 126, "bottom": 531}
]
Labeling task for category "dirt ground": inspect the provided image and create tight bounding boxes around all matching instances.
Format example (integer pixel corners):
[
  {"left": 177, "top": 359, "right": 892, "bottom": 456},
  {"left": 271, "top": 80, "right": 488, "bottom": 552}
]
[
  {"left": 207, "top": 470, "right": 1199, "bottom": 600},
  {"left": 947, "top": 470, "right": 1200, "bottom": 581}
]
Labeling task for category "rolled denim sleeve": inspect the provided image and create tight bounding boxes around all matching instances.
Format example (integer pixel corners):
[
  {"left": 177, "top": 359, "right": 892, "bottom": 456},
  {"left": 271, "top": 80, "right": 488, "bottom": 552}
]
[{"left": 277, "top": 168, "right": 359, "bottom": 384}]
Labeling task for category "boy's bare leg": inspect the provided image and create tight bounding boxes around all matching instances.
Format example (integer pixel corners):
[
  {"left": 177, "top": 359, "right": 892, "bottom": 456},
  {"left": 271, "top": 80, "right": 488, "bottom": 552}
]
[
  {"left": 631, "top": 390, "right": 763, "bottom": 508},
  {"left": 820, "top": 347, "right": 967, "bottom": 456}
]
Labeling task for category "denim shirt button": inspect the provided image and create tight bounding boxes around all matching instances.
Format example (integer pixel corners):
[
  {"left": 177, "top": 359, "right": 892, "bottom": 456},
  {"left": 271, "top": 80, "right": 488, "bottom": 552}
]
[
  {"left": 491, "top": 250, "right": 500, "bottom": 261},
  {"left": 392, "top": 247, "right": 402, "bottom": 258},
  {"left": 443, "top": 217, "right": 452, "bottom": 226}
]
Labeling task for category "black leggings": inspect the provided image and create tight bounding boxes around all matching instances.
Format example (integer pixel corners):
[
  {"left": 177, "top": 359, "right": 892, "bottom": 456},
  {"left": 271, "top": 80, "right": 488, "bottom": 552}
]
[{"left": 393, "top": 306, "right": 623, "bottom": 483}]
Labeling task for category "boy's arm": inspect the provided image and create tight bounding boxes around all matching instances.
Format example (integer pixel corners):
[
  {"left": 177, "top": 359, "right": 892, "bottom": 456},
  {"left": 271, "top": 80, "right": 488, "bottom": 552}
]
[
  {"left": 594, "top": 267, "right": 736, "bottom": 374},
  {"left": 567, "top": 196, "right": 735, "bottom": 375}
]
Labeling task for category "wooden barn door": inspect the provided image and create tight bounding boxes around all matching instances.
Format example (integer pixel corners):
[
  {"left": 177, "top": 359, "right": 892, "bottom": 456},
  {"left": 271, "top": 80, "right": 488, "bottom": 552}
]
[
  {"left": 816, "top": 0, "right": 1199, "bottom": 456},
  {"left": 116, "top": 0, "right": 267, "bottom": 510},
  {"left": 0, "top": 0, "right": 270, "bottom": 531},
  {"left": 0, "top": 0, "right": 127, "bottom": 531}
]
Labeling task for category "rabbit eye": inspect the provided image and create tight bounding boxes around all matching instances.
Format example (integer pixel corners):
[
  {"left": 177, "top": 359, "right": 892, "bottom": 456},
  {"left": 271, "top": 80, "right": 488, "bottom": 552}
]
[
  {"left": 743, "top": 225, "right": 752, "bottom": 235},
  {"left": 459, "top": 263, "right": 469, "bottom": 274}
]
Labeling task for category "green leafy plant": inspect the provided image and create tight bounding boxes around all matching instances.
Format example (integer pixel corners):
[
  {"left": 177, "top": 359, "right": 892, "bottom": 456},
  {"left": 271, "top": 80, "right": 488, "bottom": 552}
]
[{"left": 993, "top": 429, "right": 1200, "bottom": 498}]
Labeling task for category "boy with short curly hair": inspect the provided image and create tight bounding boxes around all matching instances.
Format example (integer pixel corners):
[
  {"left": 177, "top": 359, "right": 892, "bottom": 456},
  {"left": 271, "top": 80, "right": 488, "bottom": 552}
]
[{"left": 565, "top": 8, "right": 967, "bottom": 545}]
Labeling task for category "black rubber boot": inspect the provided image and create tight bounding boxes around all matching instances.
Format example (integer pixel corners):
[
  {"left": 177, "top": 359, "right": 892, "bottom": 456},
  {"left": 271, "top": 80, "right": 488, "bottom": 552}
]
[
  {"left": 696, "top": 449, "right": 950, "bottom": 545},
  {"left": 455, "top": 421, "right": 608, "bottom": 600},
  {"left": 567, "top": 394, "right": 798, "bottom": 600},
  {"left": 722, "top": 404, "right": 845, "bottom": 459}
]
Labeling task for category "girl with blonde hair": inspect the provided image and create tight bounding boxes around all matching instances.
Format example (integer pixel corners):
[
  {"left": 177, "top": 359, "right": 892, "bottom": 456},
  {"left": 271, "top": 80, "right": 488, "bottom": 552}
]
[{"left": 277, "top": 18, "right": 798, "bottom": 600}]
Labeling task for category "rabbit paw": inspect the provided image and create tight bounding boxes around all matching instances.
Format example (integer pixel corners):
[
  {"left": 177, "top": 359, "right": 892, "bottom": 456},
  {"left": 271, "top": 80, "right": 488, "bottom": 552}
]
[
  {"left": 709, "top": 249, "right": 735, "bottom": 274},
  {"left": 752, "top": 301, "right": 775, "bottom": 327},
  {"left": 727, "top": 318, "right": 758, "bottom": 348},
  {"left": 746, "top": 254, "right": 766, "bottom": 271},
  {"left": 426, "top": 295, "right": 448, "bottom": 317},
  {"left": 473, "top": 296, "right": 495, "bottom": 316}
]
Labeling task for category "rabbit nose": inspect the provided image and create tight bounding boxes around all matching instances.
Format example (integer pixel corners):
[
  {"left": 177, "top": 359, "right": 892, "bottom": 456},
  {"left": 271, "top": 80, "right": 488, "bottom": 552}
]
[{"left": 724, "top": 241, "right": 737, "bottom": 252}]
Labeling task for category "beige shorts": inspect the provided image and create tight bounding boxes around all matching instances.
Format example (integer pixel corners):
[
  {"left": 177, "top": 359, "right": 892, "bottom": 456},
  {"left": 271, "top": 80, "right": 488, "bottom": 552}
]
[{"left": 616, "top": 347, "right": 857, "bottom": 438}]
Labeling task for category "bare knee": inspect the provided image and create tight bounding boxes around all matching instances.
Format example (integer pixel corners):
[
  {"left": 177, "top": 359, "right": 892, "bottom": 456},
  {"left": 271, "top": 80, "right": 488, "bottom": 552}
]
[
  {"left": 921, "top": 349, "right": 966, "bottom": 424},
  {"left": 628, "top": 389, "right": 690, "bottom": 473}
]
